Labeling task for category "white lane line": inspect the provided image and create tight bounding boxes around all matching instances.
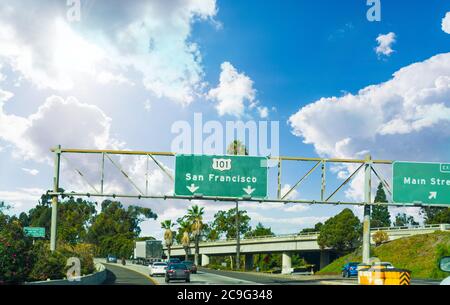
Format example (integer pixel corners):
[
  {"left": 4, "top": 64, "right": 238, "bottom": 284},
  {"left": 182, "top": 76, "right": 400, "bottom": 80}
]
[{"left": 198, "top": 270, "right": 261, "bottom": 285}]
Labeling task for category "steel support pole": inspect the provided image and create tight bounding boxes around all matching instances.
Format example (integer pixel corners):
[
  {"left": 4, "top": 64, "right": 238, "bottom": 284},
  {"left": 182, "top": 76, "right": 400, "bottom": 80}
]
[
  {"left": 235, "top": 201, "right": 240, "bottom": 270},
  {"left": 50, "top": 145, "right": 61, "bottom": 252},
  {"left": 362, "top": 154, "right": 372, "bottom": 264}
]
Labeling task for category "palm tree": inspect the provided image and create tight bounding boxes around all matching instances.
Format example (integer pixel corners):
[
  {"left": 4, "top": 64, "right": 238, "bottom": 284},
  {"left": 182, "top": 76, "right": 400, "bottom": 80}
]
[
  {"left": 177, "top": 218, "right": 191, "bottom": 261},
  {"left": 226, "top": 140, "right": 248, "bottom": 155},
  {"left": 186, "top": 205, "right": 205, "bottom": 266},
  {"left": 161, "top": 220, "right": 174, "bottom": 260}
]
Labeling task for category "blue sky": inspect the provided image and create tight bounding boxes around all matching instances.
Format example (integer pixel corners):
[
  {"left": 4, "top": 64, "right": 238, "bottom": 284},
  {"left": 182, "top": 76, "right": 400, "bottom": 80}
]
[{"left": 0, "top": 0, "right": 449, "bottom": 238}]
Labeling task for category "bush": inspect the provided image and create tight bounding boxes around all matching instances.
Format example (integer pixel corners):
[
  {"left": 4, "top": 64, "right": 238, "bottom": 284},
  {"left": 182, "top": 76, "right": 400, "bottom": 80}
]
[
  {"left": 0, "top": 220, "right": 34, "bottom": 283},
  {"left": 373, "top": 230, "right": 389, "bottom": 246},
  {"left": 28, "top": 241, "right": 67, "bottom": 281}
]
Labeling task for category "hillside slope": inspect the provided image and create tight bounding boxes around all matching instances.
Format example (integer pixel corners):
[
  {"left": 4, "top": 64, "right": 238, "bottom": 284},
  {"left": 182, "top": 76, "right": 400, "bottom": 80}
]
[{"left": 318, "top": 231, "right": 450, "bottom": 279}]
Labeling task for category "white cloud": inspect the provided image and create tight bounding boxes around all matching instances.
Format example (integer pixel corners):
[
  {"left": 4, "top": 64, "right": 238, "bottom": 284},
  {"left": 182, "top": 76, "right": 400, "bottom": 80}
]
[
  {"left": 257, "top": 106, "right": 269, "bottom": 118},
  {"left": 375, "top": 32, "right": 396, "bottom": 57},
  {"left": 0, "top": 187, "right": 45, "bottom": 211},
  {"left": 442, "top": 12, "right": 450, "bottom": 34},
  {"left": 144, "top": 99, "right": 152, "bottom": 112},
  {"left": 96, "top": 71, "right": 134, "bottom": 86},
  {"left": 280, "top": 184, "right": 299, "bottom": 200},
  {"left": 207, "top": 61, "right": 256, "bottom": 117},
  {"left": 0, "top": 95, "right": 122, "bottom": 162},
  {"left": 0, "top": 0, "right": 218, "bottom": 105},
  {"left": 22, "top": 168, "right": 39, "bottom": 176},
  {"left": 289, "top": 52, "right": 450, "bottom": 201}
]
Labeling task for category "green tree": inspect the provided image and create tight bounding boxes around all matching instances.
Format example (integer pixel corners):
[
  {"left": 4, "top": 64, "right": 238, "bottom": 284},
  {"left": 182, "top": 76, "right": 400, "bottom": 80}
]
[
  {"left": 161, "top": 220, "right": 175, "bottom": 260},
  {"left": 211, "top": 208, "right": 251, "bottom": 239},
  {"left": 57, "top": 197, "right": 97, "bottom": 246},
  {"left": 244, "top": 222, "right": 274, "bottom": 238},
  {"left": 371, "top": 183, "right": 391, "bottom": 228},
  {"left": 421, "top": 207, "right": 450, "bottom": 224},
  {"left": 394, "top": 213, "right": 419, "bottom": 227},
  {"left": 317, "top": 208, "right": 362, "bottom": 254},
  {"left": 226, "top": 140, "right": 248, "bottom": 155},
  {"left": 186, "top": 205, "right": 204, "bottom": 266},
  {"left": 300, "top": 222, "right": 323, "bottom": 233},
  {"left": 87, "top": 200, "right": 157, "bottom": 258}
]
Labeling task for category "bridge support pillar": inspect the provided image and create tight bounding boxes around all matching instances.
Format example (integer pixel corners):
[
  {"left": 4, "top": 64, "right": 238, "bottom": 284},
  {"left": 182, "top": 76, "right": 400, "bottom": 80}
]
[
  {"left": 281, "top": 252, "right": 292, "bottom": 274},
  {"left": 244, "top": 254, "right": 253, "bottom": 270},
  {"left": 320, "top": 251, "right": 330, "bottom": 269},
  {"left": 201, "top": 254, "right": 210, "bottom": 267}
]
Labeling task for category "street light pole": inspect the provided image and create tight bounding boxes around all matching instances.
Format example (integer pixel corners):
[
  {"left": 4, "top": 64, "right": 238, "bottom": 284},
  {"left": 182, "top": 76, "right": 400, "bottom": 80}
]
[
  {"left": 362, "top": 154, "right": 372, "bottom": 264},
  {"left": 235, "top": 200, "right": 240, "bottom": 270},
  {"left": 50, "top": 145, "right": 61, "bottom": 252}
]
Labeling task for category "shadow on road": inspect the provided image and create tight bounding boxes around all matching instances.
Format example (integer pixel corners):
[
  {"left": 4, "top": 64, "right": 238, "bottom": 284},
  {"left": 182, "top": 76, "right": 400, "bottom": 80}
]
[{"left": 102, "top": 269, "right": 117, "bottom": 285}]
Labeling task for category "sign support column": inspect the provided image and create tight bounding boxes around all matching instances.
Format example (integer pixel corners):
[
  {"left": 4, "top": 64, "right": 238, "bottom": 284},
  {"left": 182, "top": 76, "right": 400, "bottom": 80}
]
[
  {"left": 362, "top": 154, "right": 372, "bottom": 264},
  {"left": 235, "top": 200, "right": 240, "bottom": 270},
  {"left": 50, "top": 145, "right": 61, "bottom": 252}
]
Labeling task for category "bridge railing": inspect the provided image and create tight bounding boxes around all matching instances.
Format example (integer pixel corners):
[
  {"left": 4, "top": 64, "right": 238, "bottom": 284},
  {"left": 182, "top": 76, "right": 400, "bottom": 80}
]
[{"left": 371, "top": 223, "right": 450, "bottom": 232}]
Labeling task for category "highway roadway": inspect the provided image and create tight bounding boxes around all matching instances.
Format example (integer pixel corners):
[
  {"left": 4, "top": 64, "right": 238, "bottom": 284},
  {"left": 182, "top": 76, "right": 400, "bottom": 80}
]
[{"left": 100, "top": 261, "right": 441, "bottom": 285}]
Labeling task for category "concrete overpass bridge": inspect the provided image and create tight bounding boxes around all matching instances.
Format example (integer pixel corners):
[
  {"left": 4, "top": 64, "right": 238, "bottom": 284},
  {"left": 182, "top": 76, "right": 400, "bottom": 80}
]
[{"left": 165, "top": 224, "right": 450, "bottom": 273}]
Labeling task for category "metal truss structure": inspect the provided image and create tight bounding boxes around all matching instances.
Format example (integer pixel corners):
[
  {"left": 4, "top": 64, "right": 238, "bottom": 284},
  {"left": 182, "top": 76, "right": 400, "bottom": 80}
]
[
  {"left": 46, "top": 146, "right": 444, "bottom": 265},
  {"left": 48, "top": 146, "right": 403, "bottom": 206}
]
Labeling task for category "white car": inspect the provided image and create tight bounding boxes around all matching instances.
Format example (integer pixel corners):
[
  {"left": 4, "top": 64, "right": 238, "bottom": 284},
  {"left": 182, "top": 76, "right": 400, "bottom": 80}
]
[
  {"left": 149, "top": 262, "right": 168, "bottom": 276},
  {"left": 439, "top": 256, "right": 450, "bottom": 285}
]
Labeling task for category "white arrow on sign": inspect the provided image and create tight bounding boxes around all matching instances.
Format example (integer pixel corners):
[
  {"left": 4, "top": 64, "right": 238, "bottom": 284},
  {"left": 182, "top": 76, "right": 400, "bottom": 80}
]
[
  {"left": 428, "top": 191, "right": 437, "bottom": 200},
  {"left": 187, "top": 184, "right": 199, "bottom": 193},
  {"left": 243, "top": 186, "right": 255, "bottom": 195}
]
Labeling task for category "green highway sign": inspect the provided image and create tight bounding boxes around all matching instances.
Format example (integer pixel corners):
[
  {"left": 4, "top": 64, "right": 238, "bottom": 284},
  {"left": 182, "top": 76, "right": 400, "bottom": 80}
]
[
  {"left": 174, "top": 154, "right": 268, "bottom": 199},
  {"left": 393, "top": 161, "right": 450, "bottom": 205},
  {"left": 24, "top": 227, "right": 46, "bottom": 238}
]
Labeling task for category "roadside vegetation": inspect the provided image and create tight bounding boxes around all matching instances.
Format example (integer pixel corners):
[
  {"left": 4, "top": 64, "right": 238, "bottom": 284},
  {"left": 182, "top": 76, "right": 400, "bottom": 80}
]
[
  {"left": 317, "top": 231, "right": 450, "bottom": 279},
  {"left": 0, "top": 194, "right": 157, "bottom": 284}
]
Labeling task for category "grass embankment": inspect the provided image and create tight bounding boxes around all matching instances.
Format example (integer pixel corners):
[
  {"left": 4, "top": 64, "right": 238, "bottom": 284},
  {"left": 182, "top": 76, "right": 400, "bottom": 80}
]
[{"left": 317, "top": 231, "right": 450, "bottom": 279}]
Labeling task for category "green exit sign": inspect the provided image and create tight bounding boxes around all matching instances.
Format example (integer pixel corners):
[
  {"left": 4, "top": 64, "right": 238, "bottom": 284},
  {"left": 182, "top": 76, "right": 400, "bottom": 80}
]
[
  {"left": 174, "top": 154, "right": 268, "bottom": 199},
  {"left": 24, "top": 227, "right": 46, "bottom": 238},
  {"left": 393, "top": 161, "right": 450, "bottom": 205}
]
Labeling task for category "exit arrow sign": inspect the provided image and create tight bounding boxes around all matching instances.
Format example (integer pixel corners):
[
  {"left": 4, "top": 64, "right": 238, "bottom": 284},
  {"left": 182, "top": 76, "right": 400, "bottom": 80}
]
[
  {"left": 393, "top": 161, "right": 450, "bottom": 205},
  {"left": 174, "top": 154, "right": 268, "bottom": 199}
]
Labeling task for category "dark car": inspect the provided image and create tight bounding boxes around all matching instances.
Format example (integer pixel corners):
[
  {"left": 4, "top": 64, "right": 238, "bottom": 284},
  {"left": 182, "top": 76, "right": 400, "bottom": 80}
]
[
  {"left": 168, "top": 258, "right": 181, "bottom": 264},
  {"left": 165, "top": 263, "right": 190, "bottom": 283},
  {"left": 342, "top": 262, "right": 359, "bottom": 277},
  {"left": 106, "top": 255, "right": 117, "bottom": 263},
  {"left": 182, "top": 260, "right": 197, "bottom": 274}
]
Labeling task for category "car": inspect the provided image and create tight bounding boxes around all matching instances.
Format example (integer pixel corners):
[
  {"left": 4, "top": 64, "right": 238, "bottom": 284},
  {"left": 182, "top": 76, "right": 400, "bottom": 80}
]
[
  {"left": 371, "top": 262, "right": 395, "bottom": 270},
  {"left": 149, "top": 262, "right": 168, "bottom": 276},
  {"left": 168, "top": 258, "right": 181, "bottom": 264},
  {"left": 182, "top": 260, "right": 197, "bottom": 274},
  {"left": 106, "top": 255, "right": 117, "bottom": 263},
  {"left": 165, "top": 263, "right": 190, "bottom": 283},
  {"left": 439, "top": 256, "right": 450, "bottom": 285},
  {"left": 342, "top": 262, "right": 359, "bottom": 277}
]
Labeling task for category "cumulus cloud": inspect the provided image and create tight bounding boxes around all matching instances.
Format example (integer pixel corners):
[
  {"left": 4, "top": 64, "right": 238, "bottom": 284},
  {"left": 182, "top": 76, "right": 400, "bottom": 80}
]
[
  {"left": 289, "top": 52, "right": 450, "bottom": 202},
  {"left": 442, "top": 12, "right": 450, "bottom": 34},
  {"left": 0, "top": 95, "right": 122, "bottom": 162},
  {"left": 208, "top": 62, "right": 256, "bottom": 117},
  {"left": 375, "top": 32, "right": 396, "bottom": 57},
  {"left": 0, "top": 0, "right": 217, "bottom": 104}
]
